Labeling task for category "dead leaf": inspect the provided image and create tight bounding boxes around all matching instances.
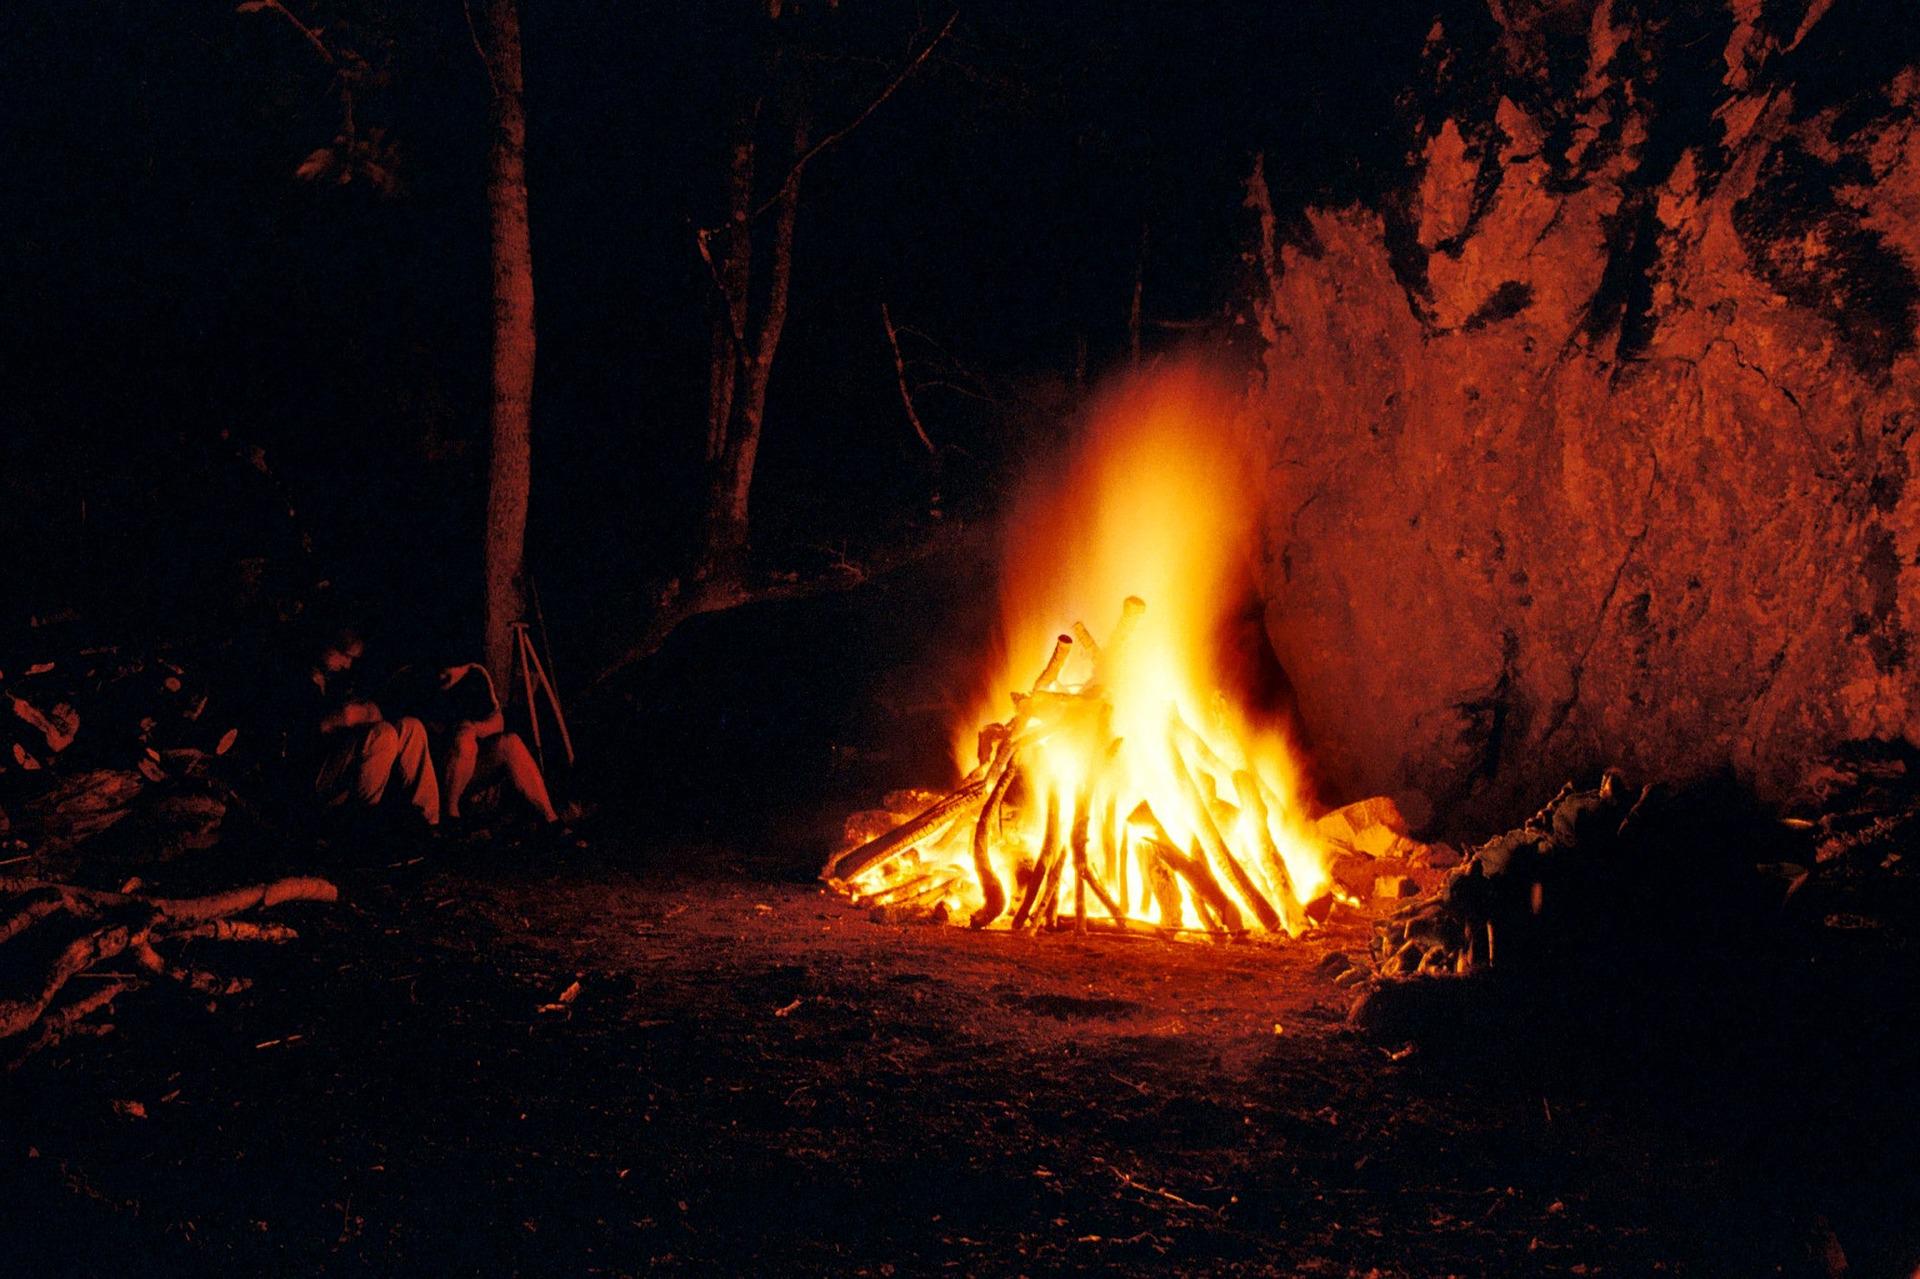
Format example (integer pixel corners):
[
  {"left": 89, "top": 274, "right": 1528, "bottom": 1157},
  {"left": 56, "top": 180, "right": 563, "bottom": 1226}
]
[
  {"left": 110, "top": 1099, "right": 148, "bottom": 1120},
  {"left": 773, "top": 998, "right": 802, "bottom": 1017}
]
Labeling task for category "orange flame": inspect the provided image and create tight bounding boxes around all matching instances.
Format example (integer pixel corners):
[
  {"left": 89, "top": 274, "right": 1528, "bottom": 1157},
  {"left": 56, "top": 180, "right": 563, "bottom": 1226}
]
[{"left": 845, "top": 361, "right": 1326, "bottom": 934}]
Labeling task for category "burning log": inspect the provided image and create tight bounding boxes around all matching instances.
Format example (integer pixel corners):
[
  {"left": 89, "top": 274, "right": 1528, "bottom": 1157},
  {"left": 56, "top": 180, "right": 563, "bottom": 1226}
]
[
  {"left": 1144, "top": 839, "right": 1183, "bottom": 929},
  {"left": 1233, "top": 770, "right": 1306, "bottom": 936},
  {"left": 1011, "top": 789, "right": 1063, "bottom": 930},
  {"left": 1166, "top": 728, "right": 1280, "bottom": 933},
  {"left": 1142, "top": 839, "right": 1237, "bottom": 936},
  {"left": 1096, "top": 596, "right": 1146, "bottom": 685},
  {"left": 825, "top": 594, "right": 1332, "bottom": 941},
  {"left": 1131, "top": 803, "right": 1241, "bottom": 933},
  {"left": 826, "top": 776, "right": 990, "bottom": 883},
  {"left": 968, "top": 753, "right": 1020, "bottom": 927}
]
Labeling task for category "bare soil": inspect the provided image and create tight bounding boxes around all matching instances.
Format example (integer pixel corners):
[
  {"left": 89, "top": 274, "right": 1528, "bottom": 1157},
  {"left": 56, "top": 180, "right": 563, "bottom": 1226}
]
[{"left": 7, "top": 831, "right": 1899, "bottom": 1278}]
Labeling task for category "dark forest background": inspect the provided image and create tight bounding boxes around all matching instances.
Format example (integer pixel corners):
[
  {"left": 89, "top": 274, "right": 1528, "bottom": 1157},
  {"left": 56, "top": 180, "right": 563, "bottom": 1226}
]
[{"left": 4, "top": 0, "right": 1439, "bottom": 670}]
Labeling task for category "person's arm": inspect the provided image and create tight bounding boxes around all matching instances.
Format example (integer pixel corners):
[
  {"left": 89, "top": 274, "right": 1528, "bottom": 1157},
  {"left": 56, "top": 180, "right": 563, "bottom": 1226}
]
[
  {"left": 318, "top": 700, "right": 383, "bottom": 734},
  {"left": 440, "top": 664, "right": 505, "bottom": 740}
]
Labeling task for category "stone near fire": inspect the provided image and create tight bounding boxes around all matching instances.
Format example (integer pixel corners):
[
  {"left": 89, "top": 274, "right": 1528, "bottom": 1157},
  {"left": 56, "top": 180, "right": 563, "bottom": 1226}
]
[
  {"left": 1374, "top": 874, "right": 1418, "bottom": 899},
  {"left": 1315, "top": 795, "right": 1413, "bottom": 857}
]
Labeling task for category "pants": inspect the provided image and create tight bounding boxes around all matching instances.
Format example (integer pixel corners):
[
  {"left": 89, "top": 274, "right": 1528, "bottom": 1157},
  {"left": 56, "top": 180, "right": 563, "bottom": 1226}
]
[{"left": 314, "top": 717, "right": 440, "bottom": 825}]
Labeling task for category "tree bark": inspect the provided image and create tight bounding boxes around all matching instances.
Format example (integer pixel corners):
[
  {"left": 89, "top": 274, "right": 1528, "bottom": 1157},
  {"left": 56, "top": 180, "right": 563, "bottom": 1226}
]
[
  {"left": 706, "top": 99, "right": 759, "bottom": 469},
  {"left": 701, "top": 114, "right": 807, "bottom": 582},
  {"left": 481, "top": 0, "right": 536, "bottom": 687}
]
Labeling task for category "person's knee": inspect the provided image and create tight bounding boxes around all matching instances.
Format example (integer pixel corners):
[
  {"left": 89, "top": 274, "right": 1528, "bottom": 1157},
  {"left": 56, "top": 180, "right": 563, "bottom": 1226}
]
[
  {"left": 496, "top": 732, "right": 534, "bottom": 766},
  {"left": 363, "top": 721, "right": 399, "bottom": 756},
  {"left": 393, "top": 716, "right": 430, "bottom": 751}
]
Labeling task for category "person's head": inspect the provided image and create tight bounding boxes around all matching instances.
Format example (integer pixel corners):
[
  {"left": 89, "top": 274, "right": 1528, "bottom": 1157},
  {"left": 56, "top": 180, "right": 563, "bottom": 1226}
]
[{"left": 317, "top": 625, "right": 365, "bottom": 674}]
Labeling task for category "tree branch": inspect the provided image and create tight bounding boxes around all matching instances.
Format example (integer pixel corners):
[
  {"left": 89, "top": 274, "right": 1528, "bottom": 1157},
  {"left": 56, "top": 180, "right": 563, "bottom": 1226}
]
[
  {"left": 696, "top": 10, "right": 958, "bottom": 240},
  {"left": 247, "top": 0, "right": 337, "bottom": 68},
  {"left": 881, "top": 303, "right": 936, "bottom": 454}
]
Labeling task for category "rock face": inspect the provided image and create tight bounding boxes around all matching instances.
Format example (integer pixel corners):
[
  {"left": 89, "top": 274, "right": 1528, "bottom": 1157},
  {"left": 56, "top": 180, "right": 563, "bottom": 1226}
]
[{"left": 1250, "top": 0, "right": 1920, "bottom": 825}]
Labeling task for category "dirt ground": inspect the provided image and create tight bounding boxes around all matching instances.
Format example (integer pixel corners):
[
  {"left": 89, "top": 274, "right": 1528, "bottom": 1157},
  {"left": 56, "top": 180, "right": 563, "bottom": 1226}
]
[{"left": 6, "top": 828, "right": 1897, "bottom": 1279}]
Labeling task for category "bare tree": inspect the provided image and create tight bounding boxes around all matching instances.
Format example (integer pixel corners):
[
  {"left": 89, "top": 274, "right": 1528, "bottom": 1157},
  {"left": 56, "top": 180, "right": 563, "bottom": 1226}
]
[{"left": 692, "top": 7, "right": 955, "bottom": 586}]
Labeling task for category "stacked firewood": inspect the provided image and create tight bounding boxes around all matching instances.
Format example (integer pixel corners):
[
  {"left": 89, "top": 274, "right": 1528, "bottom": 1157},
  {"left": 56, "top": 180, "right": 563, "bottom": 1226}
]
[
  {"left": 0, "top": 873, "right": 337, "bottom": 1067},
  {"left": 823, "top": 597, "right": 1321, "bottom": 938}
]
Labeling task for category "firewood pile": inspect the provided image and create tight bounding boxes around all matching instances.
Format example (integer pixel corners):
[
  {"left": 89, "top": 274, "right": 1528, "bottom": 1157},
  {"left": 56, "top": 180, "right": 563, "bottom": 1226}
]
[
  {"left": 2, "top": 638, "right": 250, "bottom": 870},
  {"left": 0, "top": 873, "right": 338, "bottom": 1068},
  {"left": 1340, "top": 765, "right": 1904, "bottom": 998},
  {"left": 1348, "top": 775, "right": 1647, "bottom": 982},
  {"left": 2, "top": 635, "right": 341, "bottom": 1067},
  {"left": 822, "top": 597, "right": 1345, "bottom": 938}
]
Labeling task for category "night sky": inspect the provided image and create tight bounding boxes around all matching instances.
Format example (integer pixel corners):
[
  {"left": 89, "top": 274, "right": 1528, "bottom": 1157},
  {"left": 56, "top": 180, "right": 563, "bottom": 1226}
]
[{"left": 6, "top": 1, "right": 1437, "bottom": 657}]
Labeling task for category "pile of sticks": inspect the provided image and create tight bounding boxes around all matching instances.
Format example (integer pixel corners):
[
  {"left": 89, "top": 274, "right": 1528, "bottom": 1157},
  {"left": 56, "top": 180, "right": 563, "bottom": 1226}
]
[
  {"left": 823, "top": 597, "right": 1315, "bottom": 939},
  {"left": 0, "top": 873, "right": 337, "bottom": 1067}
]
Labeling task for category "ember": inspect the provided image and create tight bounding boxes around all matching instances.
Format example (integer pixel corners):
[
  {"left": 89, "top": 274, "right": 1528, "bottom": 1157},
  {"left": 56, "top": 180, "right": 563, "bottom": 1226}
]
[{"left": 825, "top": 367, "right": 1329, "bottom": 937}]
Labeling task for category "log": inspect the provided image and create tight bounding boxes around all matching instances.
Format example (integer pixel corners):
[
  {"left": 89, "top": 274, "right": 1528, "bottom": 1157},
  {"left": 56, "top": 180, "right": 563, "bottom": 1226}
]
[
  {"left": 1077, "top": 854, "right": 1133, "bottom": 929},
  {"left": 0, "top": 921, "right": 146, "bottom": 1039},
  {"left": 1011, "top": 789, "right": 1063, "bottom": 930},
  {"left": 1135, "top": 829, "right": 1241, "bottom": 934},
  {"left": 1103, "top": 794, "right": 1122, "bottom": 904},
  {"left": 1071, "top": 785, "right": 1089, "bottom": 932},
  {"left": 0, "top": 889, "right": 64, "bottom": 945},
  {"left": 1032, "top": 633, "right": 1074, "bottom": 691},
  {"left": 1096, "top": 597, "right": 1146, "bottom": 685},
  {"left": 860, "top": 868, "right": 965, "bottom": 912},
  {"left": 147, "top": 877, "right": 339, "bottom": 924},
  {"left": 1167, "top": 731, "right": 1280, "bottom": 932},
  {"left": 6, "top": 979, "right": 136, "bottom": 1069},
  {"left": 173, "top": 920, "right": 300, "bottom": 943},
  {"left": 1232, "top": 770, "right": 1307, "bottom": 936},
  {"left": 828, "top": 777, "right": 988, "bottom": 882},
  {"left": 1069, "top": 621, "right": 1101, "bottom": 668},
  {"left": 1068, "top": 740, "right": 1122, "bottom": 933},
  {"left": 132, "top": 942, "right": 251, "bottom": 997},
  {"left": 1145, "top": 839, "right": 1184, "bottom": 928},
  {"left": 968, "top": 754, "right": 1020, "bottom": 928}
]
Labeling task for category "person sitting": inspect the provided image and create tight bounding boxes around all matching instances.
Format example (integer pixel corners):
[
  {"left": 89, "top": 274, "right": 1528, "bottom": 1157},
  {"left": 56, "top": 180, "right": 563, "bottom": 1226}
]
[
  {"left": 417, "top": 661, "right": 559, "bottom": 827},
  {"left": 300, "top": 626, "right": 441, "bottom": 829}
]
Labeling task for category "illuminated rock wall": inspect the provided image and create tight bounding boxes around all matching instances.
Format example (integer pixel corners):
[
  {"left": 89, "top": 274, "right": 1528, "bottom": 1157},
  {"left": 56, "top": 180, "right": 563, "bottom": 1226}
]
[{"left": 1251, "top": 0, "right": 1920, "bottom": 823}]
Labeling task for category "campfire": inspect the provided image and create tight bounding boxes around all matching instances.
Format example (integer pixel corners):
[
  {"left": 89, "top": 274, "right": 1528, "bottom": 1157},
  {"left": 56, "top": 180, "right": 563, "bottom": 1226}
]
[{"left": 823, "top": 366, "right": 1334, "bottom": 937}]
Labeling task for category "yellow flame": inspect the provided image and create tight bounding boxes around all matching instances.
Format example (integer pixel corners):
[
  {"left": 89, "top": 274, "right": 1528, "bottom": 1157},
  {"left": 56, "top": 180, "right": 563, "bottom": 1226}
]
[{"left": 857, "top": 360, "right": 1326, "bottom": 932}]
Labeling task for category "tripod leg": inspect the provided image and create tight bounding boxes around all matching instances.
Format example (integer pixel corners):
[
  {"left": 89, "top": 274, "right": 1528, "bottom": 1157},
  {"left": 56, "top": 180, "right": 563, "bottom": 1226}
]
[
  {"left": 515, "top": 626, "right": 545, "bottom": 771},
  {"left": 521, "top": 632, "right": 576, "bottom": 768}
]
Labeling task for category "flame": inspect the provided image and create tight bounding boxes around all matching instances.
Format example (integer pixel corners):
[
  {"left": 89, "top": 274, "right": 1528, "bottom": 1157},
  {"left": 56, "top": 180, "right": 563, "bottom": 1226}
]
[{"left": 840, "top": 361, "right": 1327, "bottom": 935}]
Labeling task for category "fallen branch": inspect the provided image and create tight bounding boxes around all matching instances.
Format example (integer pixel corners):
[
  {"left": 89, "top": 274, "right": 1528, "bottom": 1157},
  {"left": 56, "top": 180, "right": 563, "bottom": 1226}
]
[
  {"left": 174, "top": 920, "right": 300, "bottom": 944},
  {"left": 0, "top": 921, "right": 146, "bottom": 1039},
  {"left": 880, "top": 303, "right": 935, "bottom": 455},
  {"left": 0, "top": 888, "right": 65, "bottom": 945},
  {"left": 132, "top": 942, "right": 252, "bottom": 998},
  {"left": 6, "top": 980, "right": 137, "bottom": 1070}
]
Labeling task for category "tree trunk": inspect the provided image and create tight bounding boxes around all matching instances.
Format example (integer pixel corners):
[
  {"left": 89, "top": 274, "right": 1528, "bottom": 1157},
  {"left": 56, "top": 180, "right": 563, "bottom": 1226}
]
[
  {"left": 706, "top": 100, "right": 759, "bottom": 468},
  {"left": 481, "top": 0, "right": 535, "bottom": 688},
  {"left": 700, "top": 115, "right": 807, "bottom": 583}
]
